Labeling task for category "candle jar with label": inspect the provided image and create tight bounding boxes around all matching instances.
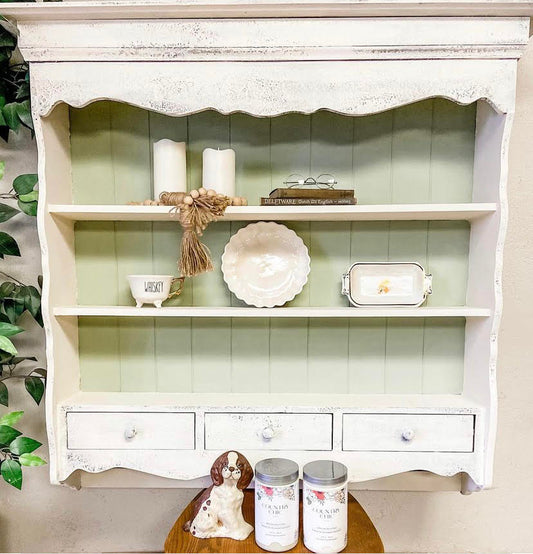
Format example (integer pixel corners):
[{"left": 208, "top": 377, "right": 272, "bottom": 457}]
[
  {"left": 255, "top": 458, "right": 299, "bottom": 552},
  {"left": 303, "top": 460, "right": 348, "bottom": 554}
]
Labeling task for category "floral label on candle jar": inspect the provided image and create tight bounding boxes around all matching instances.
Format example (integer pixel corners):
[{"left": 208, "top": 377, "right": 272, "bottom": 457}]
[
  {"left": 255, "top": 483, "right": 298, "bottom": 550},
  {"left": 305, "top": 487, "right": 346, "bottom": 506},
  {"left": 303, "top": 482, "right": 347, "bottom": 553}
]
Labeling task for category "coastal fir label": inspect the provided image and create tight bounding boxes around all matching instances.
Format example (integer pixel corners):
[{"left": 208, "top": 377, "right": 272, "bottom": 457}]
[
  {"left": 255, "top": 482, "right": 299, "bottom": 549},
  {"left": 303, "top": 482, "right": 347, "bottom": 553}
]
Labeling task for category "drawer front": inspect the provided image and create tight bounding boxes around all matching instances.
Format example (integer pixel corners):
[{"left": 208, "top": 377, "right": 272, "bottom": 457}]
[
  {"left": 67, "top": 412, "right": 195, "bottom": 450},
  {"left": 343, "top": 414, "right": 474, "bottom": 452},
  {"left": 205, "top": 413, "right": 333, "bottom": 451}
]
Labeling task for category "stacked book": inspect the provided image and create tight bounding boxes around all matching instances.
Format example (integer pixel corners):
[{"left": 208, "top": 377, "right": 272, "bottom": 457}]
[{"left": 261, "top": 188, "right": 357, "bottom": 206}]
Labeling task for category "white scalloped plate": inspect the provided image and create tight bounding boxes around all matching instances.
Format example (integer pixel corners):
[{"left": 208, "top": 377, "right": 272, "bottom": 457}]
[{"left": 221, "top": 222, "right": 311, "bottom": 307}]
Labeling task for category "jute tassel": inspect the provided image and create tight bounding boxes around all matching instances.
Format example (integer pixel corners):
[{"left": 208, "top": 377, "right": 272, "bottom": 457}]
[{"left": 159, "top": 190, "right": 232, "bottom": 277}]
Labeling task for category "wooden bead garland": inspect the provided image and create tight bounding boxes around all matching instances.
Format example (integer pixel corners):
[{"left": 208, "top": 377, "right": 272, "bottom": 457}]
[{"left": 129, "top": 189, "right": 248, "bottom": 277}]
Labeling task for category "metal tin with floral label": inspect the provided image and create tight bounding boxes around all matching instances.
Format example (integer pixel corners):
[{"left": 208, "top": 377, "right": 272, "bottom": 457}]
[
  {"left": 255, "top": 458, "right": 300, "bottom": 552},
  {"left": 303, "top": 460, "right": 348, "bottom": 554},
  {"left": 342, "top": 261, "right": 432, "bottom": 307}
]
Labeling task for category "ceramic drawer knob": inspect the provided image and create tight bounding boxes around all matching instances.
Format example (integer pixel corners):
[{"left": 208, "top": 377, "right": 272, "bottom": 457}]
[
  {"left": 261, "top": 426, "right": 275, "bottom": 441},
  {"left": 401, "top": 428, "right": 415, "bottom": 442},
  {"left": 124, "top": 426, "right": 137, "bottom": 441}
]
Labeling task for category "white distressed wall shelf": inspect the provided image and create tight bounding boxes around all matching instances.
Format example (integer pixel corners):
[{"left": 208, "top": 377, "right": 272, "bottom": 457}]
[{"left": 3, "top": 0, "right": 532, "bottom": 492}]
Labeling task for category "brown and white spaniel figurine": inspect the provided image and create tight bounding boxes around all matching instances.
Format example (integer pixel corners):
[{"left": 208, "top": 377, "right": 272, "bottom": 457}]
[{"left": 183, "top": 451, "right": 254, "bottom": 540}]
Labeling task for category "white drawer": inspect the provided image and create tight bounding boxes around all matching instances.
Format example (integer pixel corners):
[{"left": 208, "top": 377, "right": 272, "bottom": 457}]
[
  {"left": 343, "top": 414, "right": 474, "bottom": 452},
  {"left": 205, "top": 413, "right": 333, "bottom": 451},
  {"left": 67, "top": 412, "right": 195, "bottom": 450}
]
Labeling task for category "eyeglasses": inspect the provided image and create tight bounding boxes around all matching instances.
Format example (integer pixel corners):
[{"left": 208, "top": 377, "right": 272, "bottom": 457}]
[{"left": 283, "top": 174, "right": 338, "bottom": 190}]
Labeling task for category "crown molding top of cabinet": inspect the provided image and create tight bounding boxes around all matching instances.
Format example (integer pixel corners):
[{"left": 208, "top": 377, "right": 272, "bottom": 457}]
[{"left": 2, "top": 0, "right": 533, "bottom": 20}]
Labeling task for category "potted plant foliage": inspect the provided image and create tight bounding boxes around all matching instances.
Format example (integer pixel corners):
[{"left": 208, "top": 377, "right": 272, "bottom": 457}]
[{"left": 0, "top": 14, "right": 46, "bottom": 489}]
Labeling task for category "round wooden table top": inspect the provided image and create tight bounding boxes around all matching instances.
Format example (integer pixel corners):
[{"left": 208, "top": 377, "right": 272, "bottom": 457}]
[{"left": 164, "top": 489, "right": 384, "bottom": 553}]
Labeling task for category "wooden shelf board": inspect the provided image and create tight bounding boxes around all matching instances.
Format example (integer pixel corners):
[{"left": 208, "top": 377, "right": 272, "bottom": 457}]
[
  {"left": 62, "top": 391, "right": 484, "bottom": 411},
  {"left": 54, "top": 305, "right": 490, "bottom": 318},
  {"left": 3, "top": 1, "right": 533, "bottom": 21},
  {"left": 48, "top": 203, "right": 497, "bottom": 222}
]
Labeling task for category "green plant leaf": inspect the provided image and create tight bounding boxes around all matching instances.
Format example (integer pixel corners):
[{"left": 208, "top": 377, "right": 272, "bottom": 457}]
[
  {"left": 0, "top": 336, "right": 17, "bottom": 356},
  {"left": 0, "top": 282, "right": 15, "bottom": 298},
  {"left": 17, "top": 200, "right": 37, "bottom": 217},
  {"left": 0, "top": 424, "right": 21, "bottom": 446},
  {"left": 1, "top": 459, "right": 22, "bottom": 490},
  {"left": 0, "top": 32, "right": 15, "bottom": 48},
  {"left": 0, "top": 322, "right": 24, "bottom": 337},
  {"left": 0, "top": 160, "right": 4, "bottom": 180},
  {"left": 0, "top": 232, "right": 20, "bottom": 257},
  {"left": 18, "top": 190, "right": 38, "bottom": 203},
  {"left": 24, "top": 286, "right": 40, "bottom": 318},
  {"left": 2, "top": 103, "right": 20, "bottom": 133},
  {"left": 12, "top": 174, "right": 37, "bottom": 195},
  {"left": 0, "top": 382, "right": 7, "bottom": 407},
  {"left": 15, "top": 82, "right": 30, "bottom": 101},
  {"left": 15, "top": 100, "right": 32, "bottom": 130},
  {"left": 1, "top": 300, "right": 23, "bottom": 324},
  {"left": 0, "top": 411, "right": 23, "bottom": 426},
  {"left": 31, "top": 368, "right": 46, "bottom": 379},
  {"left": 37, "top": 275, "right": 43, "bottom": 290},
  {"left": 19, "top": 453, "right": 46, "bottom": 467},
  {"left": 11, "top": 356, "right": 37, "bottom": 365},
  {"left": 9, "top": 436, "right": 41, "bottom": 455},
  {"left": 24, "top": 376, "right": 44, "bottom": 405},
  {"left": 0, "top": 351, "right": 13, "bottom": 364},
  {"left": 0, "top": 203, "right": 20, "bottom": 223}
]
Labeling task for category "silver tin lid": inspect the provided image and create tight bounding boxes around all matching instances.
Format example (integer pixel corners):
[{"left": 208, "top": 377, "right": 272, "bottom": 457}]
[
  {"left": 303, "top": 460, "right": 348, "bottom": 487},
  {"left": 255, "top": 458, "right": 299, "bottom": 486}
]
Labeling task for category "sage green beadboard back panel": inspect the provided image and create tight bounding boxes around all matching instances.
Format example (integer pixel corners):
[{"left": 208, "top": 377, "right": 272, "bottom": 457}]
[{"left": 70, "top": 100, "right": 475, "bottom": 394}]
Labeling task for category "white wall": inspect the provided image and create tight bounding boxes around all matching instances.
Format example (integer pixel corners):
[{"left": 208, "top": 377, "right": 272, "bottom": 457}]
[{"left": 1, "top": 40, "right": 532, "bottom": 554}]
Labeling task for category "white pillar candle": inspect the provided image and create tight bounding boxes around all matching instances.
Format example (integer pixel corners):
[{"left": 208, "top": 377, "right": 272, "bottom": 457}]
[
  {"left": 202, "top": 147, "right": 236, "bottom": 197},
  {"left": 153, "top": 139, "right": 187, "bottom": 200}
]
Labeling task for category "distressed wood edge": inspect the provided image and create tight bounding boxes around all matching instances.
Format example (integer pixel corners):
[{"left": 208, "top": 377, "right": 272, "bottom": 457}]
[
  {"left": 33, "top": 111, "right": 59, "bottom": 486},
  {"left": 79, "top": 467, "right": 464, "bottom": 491},
  {"left": 33, "top": 95, "right": 508, "bottom": 121},
  {"left": 57, "top": 453, "right": 482, "bottom": 486},
  {"left": 55, "top": 402, "right": 485, "bottom": 486},
  {"left": 17, "top": 45, "right": 530, "bottom": 63},
  {"left": 484, "top": 111, "right": 514, "bottom": 488},
  {"left": 3, "top": 1, "right": 533, "bottom": 20}
]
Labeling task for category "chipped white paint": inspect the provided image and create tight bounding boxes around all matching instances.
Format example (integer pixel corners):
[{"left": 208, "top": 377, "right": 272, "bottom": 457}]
[
  {"left": 8, "top": 1, "right": 527, "bottom": 490},
  {"left": 14, "top": 18, "right": 530, "bottom": 62},
  {"left": 342, "top": 414, "right": 474, "bottom": 452},
  {"left": 57, "top": 398, "right": 485, "bottom": 484},
  {"left": 66, "top": 412, "right": 196, "bottom": 450},
  {"left": 204, "top": 413, "right": 333, "bottom": 451},
  {"left": 30, "top": 59, "right": 519, "bottom": 117}
]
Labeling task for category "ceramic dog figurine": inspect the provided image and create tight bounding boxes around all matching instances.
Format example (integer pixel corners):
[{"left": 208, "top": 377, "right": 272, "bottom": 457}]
[{"left": 183, "top": 451, "right": 254, "bottom": 540}]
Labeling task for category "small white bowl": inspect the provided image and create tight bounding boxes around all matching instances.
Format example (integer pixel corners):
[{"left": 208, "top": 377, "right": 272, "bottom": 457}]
[
  {"left": 127, "top": 275, "right": 179, "bottom": 308},
  {"left": 221, "top": 222, "right": 310, "bottom": 307}
]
